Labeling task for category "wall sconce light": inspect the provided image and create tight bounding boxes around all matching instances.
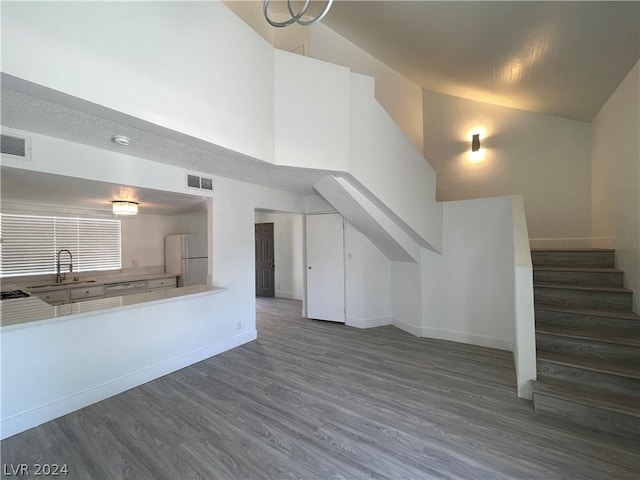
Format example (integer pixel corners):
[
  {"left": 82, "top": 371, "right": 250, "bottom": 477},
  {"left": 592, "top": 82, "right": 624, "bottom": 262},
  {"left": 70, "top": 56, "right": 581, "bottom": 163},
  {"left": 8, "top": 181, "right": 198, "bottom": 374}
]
[
  {"left": 471, "top": 133, "right": 480, "bottom": 152},
  {"left": 112, "top": 200, "right": 139, "bottom": 216}
]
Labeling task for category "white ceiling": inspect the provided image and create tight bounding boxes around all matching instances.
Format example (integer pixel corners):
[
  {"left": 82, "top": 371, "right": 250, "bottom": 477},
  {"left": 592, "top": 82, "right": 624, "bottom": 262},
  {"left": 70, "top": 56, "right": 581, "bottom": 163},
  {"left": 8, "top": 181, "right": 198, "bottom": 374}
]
[
  {"left": 320, "top": 1, "right": 639, "bottom": 121},
  {"left": 0, "top": 167, "right": 208, "bottom": 216}
]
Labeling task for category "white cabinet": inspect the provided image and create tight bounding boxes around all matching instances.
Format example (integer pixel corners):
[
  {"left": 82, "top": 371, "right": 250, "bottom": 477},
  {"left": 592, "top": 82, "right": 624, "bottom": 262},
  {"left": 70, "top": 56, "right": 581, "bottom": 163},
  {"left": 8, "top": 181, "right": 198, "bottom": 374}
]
[
  {"left": 148, "top": 277, "right": 177, "bottom": 291},
  {"left": 31, "top": 274, "right": 178, "bottom": 305},
  {"left": 34, "top": 289, "right": 70, "bottom": 305},
  {"left": 70, "top": 285, "right": 104, "bottom": 301},
  {"left": 103, "top": 281, "right": 148, "bottom": 298}
]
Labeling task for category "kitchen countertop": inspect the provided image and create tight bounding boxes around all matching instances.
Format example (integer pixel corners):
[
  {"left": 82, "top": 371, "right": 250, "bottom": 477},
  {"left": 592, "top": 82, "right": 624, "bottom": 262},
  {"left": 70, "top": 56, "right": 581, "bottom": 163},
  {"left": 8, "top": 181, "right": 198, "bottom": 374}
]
[
  {"left": 0, "top": 285, "right": 226, "bottom": 331},
  {"left": 13, "top": 272, "right": 180, "bottom": 293}
]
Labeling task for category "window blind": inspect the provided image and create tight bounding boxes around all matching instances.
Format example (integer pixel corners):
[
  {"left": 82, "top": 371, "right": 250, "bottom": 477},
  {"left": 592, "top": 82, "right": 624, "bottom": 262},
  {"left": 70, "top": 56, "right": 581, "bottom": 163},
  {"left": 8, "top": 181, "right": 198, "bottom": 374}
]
[{"left": 0, "top": 214, "right": 121, "bottom": 277}]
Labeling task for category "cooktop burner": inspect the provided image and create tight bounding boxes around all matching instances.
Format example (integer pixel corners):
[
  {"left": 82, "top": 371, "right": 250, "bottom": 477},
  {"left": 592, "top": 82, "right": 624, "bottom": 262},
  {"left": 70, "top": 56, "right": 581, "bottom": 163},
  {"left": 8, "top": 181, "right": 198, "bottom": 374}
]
[{"left": 1, "top": 290, "right": 30, "bottom": 300}]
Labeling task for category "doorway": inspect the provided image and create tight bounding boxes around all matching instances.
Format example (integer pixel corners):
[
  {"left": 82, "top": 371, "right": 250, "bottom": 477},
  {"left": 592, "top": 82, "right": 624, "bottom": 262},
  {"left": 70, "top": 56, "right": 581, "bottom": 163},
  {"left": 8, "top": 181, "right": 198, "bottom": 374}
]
[
  {"left": 254, "top": 210, "right": 305, "bottom": 302},
  {"left": 255, "top": 222, "right": 275, "bottom": 297}
]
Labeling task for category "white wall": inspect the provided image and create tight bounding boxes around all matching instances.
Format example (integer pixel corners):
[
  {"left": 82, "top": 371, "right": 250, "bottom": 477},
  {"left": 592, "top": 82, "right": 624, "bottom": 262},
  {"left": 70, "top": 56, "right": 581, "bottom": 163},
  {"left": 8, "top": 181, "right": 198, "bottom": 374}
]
[
  {"left": 351, "top": 74, "right": 442, "bottom": 252},
  {"left": 423, "top": 90, "right": 592, "bottom": 240},
  {"left": 274, "top": 50, "right": 350, "bottom": 171},
  {"left": 173, "top": 209, "right": 208, "bottom": 238},
  {"left": 222, "top": 0, "right": 275, "bottom": 45},
  {"left": 308, "top": 25, "right": 424, "bottom": 153},
  {"left": 591, "top": 61, "right": 640, "bottom": 312},
  {"left": 420, "top": 197, "right": 516, "bottom": 351},
  {"left": 121, "top": 209, "right": 208, "bottom": 270},
  {"left": 223, "top": 2, "right": 424, "bottom": 152},
  {"left": 510, "top": 196, "right": 536, "bottom": 399},
  {"left": 254, "top": 211, "right": 304, "bottom": 300},
  {"left": 120, "top": 214, "right": 175, "bottom": 269},
  {"left": 344, "top": 222, "right": 392, "bottom": 329},
  {"left": 1, "top": 1, "right": 275, "bottom": 163},
  {"left": 391, "top": 262, "right": 423, "bottom": 337}
]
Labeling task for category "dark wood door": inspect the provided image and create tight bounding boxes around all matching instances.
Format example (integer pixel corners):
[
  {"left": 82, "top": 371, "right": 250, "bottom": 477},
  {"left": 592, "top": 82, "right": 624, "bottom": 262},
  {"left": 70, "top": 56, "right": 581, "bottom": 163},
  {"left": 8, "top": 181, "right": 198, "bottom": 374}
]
[{"left": 255, "top": 223, "right": 275, "bottom": 297}]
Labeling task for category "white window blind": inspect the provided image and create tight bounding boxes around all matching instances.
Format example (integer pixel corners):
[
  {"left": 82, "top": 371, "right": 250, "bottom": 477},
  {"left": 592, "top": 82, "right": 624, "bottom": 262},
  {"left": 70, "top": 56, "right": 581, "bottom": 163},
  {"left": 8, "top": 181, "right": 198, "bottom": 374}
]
[{"left": 0, "top": 214, "right": 121, "bottom": 277}]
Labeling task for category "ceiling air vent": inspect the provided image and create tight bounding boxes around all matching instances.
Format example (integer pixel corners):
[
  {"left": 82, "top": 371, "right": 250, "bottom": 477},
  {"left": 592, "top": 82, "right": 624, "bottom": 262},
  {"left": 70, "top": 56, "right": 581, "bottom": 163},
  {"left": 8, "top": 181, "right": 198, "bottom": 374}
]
[
  {"left": 1, "top": 133, "right": 31, "bottom": 161},
  {"left": 186, "top": 173, "right": 214, "bottom": 192}
]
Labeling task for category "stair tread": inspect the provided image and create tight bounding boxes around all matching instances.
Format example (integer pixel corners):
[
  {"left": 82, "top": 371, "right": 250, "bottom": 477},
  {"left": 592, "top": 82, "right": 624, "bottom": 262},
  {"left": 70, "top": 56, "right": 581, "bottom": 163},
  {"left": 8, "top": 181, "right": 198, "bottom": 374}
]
[
  {"left": 536, "top": 323, "right": 640, "bottom": 346},
  {"left": 535, "top": 303, "right": 640, "bottom": 320},
  {"left": 537, "top": 351, "right": 640, "bottom": 379},
  {"left": 531, "top": 248, "right": 615, "bottom": 252},
  {"left": 534, "top": 282, "right": 633, "bottom": 294},
  {"left": 533, "top": 380, "right": 640, "bottom": 416},
  {"left": 533, "top": 266, "right": 623, "bottom": 273}
]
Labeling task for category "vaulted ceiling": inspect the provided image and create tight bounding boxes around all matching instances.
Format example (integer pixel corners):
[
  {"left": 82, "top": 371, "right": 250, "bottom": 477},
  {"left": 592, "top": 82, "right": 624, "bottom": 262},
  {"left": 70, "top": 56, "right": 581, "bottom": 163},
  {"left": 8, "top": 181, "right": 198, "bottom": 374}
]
[{"left": 319, "top": 1, "right": 639, "bottom": 122}]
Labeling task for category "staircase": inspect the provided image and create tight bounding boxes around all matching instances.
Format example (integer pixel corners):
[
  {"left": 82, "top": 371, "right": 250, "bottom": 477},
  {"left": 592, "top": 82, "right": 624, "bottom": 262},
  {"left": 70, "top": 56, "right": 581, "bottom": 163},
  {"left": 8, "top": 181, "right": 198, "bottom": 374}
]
[{"left": 531, "top": 249, "right": 640, "bottom": 438}]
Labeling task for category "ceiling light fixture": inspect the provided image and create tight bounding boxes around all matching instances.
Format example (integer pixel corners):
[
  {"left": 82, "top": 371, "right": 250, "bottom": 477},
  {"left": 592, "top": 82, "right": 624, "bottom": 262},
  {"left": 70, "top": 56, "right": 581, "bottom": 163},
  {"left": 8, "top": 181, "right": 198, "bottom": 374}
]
[
  {"left": 263, "top": 0, "right": 334, "bottom": 28},
  {"left": 111, "top": 135, "right": 131, "bottom": 146},
  {"left": 112, "top": 200, "right": 138, "bottom": 216}
]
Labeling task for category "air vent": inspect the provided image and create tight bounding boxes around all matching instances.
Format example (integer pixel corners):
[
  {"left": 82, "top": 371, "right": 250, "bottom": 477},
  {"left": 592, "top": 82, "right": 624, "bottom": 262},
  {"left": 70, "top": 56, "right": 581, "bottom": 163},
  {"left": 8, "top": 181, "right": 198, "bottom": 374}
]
[
  {"left": 1, "top": 133, "right": 31, "bottom": 161},
  {"left": 186, "top": 173, "right": 214, "bottom": 192}
]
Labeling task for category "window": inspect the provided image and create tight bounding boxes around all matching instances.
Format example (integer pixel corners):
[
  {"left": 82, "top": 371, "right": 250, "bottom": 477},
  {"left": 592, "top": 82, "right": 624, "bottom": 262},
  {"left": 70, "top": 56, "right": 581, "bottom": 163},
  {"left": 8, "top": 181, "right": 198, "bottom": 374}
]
[{"left": 0, "top": 214, "right": 121, "bottom": 277}]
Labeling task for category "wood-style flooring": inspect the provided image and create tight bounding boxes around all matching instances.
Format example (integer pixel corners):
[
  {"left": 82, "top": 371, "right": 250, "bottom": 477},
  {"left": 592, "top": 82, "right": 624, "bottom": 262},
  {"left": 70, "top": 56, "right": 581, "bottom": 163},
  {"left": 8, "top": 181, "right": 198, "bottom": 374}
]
[{"left": 2, "top": 298, "right": 639, "bottom": 479}]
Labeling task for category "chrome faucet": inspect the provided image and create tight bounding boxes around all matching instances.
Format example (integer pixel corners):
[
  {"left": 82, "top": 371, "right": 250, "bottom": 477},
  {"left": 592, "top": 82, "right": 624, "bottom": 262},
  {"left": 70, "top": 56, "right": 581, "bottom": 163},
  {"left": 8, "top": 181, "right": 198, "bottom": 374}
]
[{"left": 56, "top": 249, "right": 73, "bottom": 283}]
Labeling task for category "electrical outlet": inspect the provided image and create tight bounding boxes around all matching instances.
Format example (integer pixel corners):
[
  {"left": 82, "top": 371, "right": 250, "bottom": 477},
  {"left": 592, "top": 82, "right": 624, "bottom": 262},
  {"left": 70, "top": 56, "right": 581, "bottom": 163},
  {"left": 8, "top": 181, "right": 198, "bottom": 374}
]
[{"left": 237, "top": 321, "right": 242, "bottom": 330}]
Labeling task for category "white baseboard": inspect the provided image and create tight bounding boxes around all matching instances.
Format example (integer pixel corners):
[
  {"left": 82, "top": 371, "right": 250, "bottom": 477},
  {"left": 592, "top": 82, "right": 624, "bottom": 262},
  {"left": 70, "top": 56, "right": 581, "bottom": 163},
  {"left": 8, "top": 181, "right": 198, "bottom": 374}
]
[
  {"left": 421, "top": 326, "right": 512, "bottom": 351},
  {"left": 346, "top": 316, "right": 392, "bottom": 329},
  {"left": 275, "top": 291, "right": 303, "bottom": 301},
  {"left": 391, "top": 318, "right": 422, "bottom": 337},
  {"left": 0, "top": 330, "right": 257, "bottom": 440},
  {"left": 529, "top": 236, "right": 616, "bottom": 249}
]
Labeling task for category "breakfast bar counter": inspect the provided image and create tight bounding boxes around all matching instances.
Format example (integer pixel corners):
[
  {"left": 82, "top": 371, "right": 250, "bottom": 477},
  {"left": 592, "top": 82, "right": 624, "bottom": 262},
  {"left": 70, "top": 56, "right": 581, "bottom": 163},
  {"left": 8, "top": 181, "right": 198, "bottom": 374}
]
[{"left": 0, "top": 285, "right": 226, "bottom": 330}]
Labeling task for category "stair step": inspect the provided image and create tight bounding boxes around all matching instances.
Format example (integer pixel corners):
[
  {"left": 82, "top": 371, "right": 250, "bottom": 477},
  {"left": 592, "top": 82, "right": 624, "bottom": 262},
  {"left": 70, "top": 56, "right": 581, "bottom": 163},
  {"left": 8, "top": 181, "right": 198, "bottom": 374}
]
[
  {"left": 532, "top": 381, "right": 640, "bottom": 438},
  {"left": 537, "top": 351, "right": 639, "bottom": 397},
  {"left": 533, "top": 266, "right": 624, "bottom": 287},
  {"left": 536, "top": 323, "right": 640, "bottom": 347},
  {"left": 534, "top": 283, "right": 633, "bottom": 311},
  {"left": 536, "top": 328, "right": 639, "bottom": 363},
  {"left": 535, "top": 304, "right": 640, "bottom": 321},
  {"left": 535, "top": 304, "right": 640, "bottom": 333},
  {"left": 531, "top": 249, "right": 615, "bottom": 268},
  {"left": 537, "top": 351, "right": 640, "bottom": 378},
  {"left": 533, "top": 380, "right": 639, "bottom": 416}
]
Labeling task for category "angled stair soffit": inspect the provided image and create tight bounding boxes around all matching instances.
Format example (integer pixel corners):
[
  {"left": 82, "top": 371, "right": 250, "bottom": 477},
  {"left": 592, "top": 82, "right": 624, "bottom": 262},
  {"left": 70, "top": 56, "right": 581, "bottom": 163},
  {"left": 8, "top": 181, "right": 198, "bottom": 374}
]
[{"left": 313, "top": 175, "right": 423, "bottom": 263}]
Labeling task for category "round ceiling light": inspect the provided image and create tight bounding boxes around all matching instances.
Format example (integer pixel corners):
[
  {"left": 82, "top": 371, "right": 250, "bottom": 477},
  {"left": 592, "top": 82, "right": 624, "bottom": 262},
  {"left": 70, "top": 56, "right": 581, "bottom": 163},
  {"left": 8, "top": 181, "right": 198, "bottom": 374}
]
[{"left": 111, "top": 135, "right": 131, "bottom": 146}]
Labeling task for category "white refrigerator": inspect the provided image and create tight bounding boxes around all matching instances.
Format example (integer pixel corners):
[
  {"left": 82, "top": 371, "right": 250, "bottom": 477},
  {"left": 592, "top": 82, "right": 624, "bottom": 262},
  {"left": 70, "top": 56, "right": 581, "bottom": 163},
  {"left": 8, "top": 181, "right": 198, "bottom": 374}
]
[{"left": 165, "top": 234, "right": 208, "bottom": 287}]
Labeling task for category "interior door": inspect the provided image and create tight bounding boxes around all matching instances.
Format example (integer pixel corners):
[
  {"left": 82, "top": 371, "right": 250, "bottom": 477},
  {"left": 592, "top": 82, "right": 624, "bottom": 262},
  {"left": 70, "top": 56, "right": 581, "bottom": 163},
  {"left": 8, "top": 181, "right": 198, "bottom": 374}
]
[
  {"left": 306, "top": 214, "right": 345, "bottom": 323},
  {"left": 255, "top": 223, "right": 275, "bottom": 297}
]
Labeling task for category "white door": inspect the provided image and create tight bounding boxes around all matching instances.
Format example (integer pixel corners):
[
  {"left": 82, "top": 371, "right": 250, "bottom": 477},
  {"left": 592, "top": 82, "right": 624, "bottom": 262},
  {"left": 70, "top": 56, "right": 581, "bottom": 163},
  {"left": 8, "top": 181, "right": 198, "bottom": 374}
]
[{"left": 306, "top": 213, "right": 345, "bottom": 323}]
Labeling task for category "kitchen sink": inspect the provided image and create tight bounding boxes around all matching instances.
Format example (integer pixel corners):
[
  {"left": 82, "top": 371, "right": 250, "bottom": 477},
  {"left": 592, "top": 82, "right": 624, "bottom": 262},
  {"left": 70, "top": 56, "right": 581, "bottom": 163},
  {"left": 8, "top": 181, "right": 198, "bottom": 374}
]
[{"left": 28, "top": 280, "right": 98, "bottom": 288}]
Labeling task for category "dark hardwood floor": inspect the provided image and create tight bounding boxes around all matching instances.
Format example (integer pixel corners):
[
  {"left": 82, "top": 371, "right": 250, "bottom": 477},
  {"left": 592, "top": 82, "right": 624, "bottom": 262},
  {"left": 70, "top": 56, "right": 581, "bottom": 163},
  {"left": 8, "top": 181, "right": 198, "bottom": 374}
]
[{"left": 2, "top": 297, "right": 639, "bottom": 479}]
